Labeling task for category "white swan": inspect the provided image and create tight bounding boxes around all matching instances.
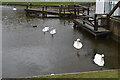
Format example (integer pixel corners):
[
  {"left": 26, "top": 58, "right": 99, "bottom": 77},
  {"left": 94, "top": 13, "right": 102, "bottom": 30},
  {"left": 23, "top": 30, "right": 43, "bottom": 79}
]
[
  {"left": 13, "top": 7, "right": 17, "bottom": 10},
  {"left": 42, "top": 26, "right": 49, "bottom": 32},
  {"left": 93, "top": 54, "right": 104, "bottom": 66},
  {"left": 73, "top": 38, "right": 83, "bottom": 49},
  {"left": 50, "top": 28, "right": 56, "bottom": 35},
  {"left": 50, "top": 74, "right": 55, "bottom": 75}
]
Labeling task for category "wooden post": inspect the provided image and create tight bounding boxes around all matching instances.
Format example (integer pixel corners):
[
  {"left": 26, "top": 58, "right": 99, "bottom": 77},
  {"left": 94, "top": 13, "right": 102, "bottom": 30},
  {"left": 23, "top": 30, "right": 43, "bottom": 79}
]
[
  {"left": 73, "top": 23, "right": 77, "bottom": 27},
  {"left": 83, "top": 8, "right": 85, "bottom": 15},
  {"left": 106, "top": 14, "right": 109, "bottom": 29},
  {"left": 83, "top": 8, "right": 85, "bottom": 24},
  {"left": 68, "top": 5, "right": 69, "bottom": 11},
  {"left": 83, "top": 17, "right": 85, "bottom": 24},
  {"left": 44, "top": 6, "right": 47, "bottom": 17},
  {"left": 42, "top": 6, "right": 44, "bottom": 12},
  {"left": 59, "top": 5, "right": 61, "bottom": 17},
  {"left": 59, "top": 5, "right": 62, "bottom": 17},
  {"left": 45, "top": 6, "right": 47, "bottom": 10},
  {"left": 42, "top": 6, "right": 45, "bottom": 17},
  {"left": 77, "top": 8, "right": 79, "bottom": 15},
  {"left": 61, "top": 5, "right": 63, "bottom": 12},
  {"left": 26, "top": 4, "right": 28, "bottom": 9},
  {"left": 94, "top": 14, "right": 98, "bottom": 31},
  {"left": 87, "top": 8, "right": 89, "bottom": 15},
  {"left": 74, "top": 7, "right": 76, "bottom": 17},
  {"left": 29, "top": 3, "right": 32, "bottom": 8},
  {"left": 64, "top": 5, "right": 65, "bottom": 17}
]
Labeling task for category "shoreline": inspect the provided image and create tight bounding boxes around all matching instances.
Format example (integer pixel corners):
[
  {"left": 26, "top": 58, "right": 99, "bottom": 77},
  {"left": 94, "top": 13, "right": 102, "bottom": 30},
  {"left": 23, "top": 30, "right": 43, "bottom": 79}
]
[{"left": 2, "top": 69, "right": 120, "bottom": 79}]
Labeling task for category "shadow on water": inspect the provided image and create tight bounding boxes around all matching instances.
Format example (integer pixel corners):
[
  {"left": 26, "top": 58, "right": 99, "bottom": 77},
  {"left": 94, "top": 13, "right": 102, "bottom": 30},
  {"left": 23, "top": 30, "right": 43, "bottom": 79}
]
[{"left": 2, "top": 6, "right": 120, "bottom": 78}]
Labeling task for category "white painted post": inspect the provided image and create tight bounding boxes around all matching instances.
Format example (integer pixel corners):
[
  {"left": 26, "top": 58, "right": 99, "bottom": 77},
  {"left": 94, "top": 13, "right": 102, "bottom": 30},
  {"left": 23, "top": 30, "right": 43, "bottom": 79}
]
[
  {"left": 96, "top": 0, "right": 120, "bottom": 15},
  {"left": 96, "top": 0, "right": 105, "bottom": 14}
]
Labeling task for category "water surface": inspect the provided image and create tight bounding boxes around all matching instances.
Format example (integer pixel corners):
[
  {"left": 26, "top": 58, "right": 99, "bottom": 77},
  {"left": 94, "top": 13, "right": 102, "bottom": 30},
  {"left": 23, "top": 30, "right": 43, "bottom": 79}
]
[{"left": 2, "top": 6, "right": 119, "bottom": 78}]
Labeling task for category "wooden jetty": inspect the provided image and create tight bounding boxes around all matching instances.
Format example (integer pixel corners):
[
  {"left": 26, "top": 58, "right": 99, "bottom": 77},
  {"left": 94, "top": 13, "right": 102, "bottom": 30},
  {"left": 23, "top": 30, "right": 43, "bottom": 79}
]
[
  {"left": 73, "top": 13, "right": 111, "bottom": 37},
  {"left": 73, "top": 19, "right": 111, "bottom": 37},
  {"left": 73, "top": 1, "right": 120, "bottom": 37},
  {"left": 24, "top": 2, "right": 120, "bottom": 38},
  {"left": 24, "top": 4, "right": 90, "bottom": 18},
  {"left": 25, "top": 8, "right": 73, "bottom": 17}
]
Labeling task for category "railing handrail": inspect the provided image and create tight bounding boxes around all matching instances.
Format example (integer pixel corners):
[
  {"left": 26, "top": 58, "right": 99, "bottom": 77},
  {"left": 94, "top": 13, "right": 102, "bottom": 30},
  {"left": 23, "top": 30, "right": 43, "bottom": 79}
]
[{"left": 108, "top": 1, "right": 120, "bottom": 17}]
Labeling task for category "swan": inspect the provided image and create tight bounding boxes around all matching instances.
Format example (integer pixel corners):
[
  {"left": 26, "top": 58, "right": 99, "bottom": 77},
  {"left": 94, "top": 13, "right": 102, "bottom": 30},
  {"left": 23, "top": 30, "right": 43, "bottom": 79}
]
[
  {"left": 93, "top": 54, "right": 104, "bottom": 66},
  {"left": 50, "top": 28, "right": 56, "bottom": 35},
  {"left": 13, "top": 7, "right": 17, "bottom": 10},
  {"left": 50, "top": 74, "right": 55, "bottom": 75},
  {"left": 73, "top": 38, "right": 83, "bottom": 49},
  {"left": 42, "top": 26, "right": 49, "bottom": 32}
]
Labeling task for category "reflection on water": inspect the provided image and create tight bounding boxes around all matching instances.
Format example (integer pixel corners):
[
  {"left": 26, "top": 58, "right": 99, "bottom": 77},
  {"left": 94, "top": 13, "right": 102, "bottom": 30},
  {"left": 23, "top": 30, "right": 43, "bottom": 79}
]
[{"left": 2, "top": 6, "right": 120, "bottom": 78}]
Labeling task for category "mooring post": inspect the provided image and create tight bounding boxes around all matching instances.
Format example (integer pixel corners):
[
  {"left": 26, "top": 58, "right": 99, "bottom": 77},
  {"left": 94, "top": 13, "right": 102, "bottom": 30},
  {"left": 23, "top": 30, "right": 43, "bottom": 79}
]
[
  {"left": 29, "top": 3, "right": 32, "bottom": 8},
  {"left": 94, "top": 14, "right": 98, "bottom": 31},
  {"left": 45, "top": 6, "right": 47, "bottom": 10},
  {"left": 87, "top": 8, "right": 89, "bottom": 15},
  {"left": 42, "top": 6, "right": 44, "bottom": 12},
  {"left": 77, "top": 8, "right": 79, "bottom": 15},
  {"left": 83, "top": 8, "right": 85, "bottom": 24},
  {"left": 68, "top": 5, "right": 69, "bottom": 11},
  {"left": 83, "top": 8, "right": 85, "bottom": 15},
  {"left": 42, "top": 6, "right": 45, "bottom": 17},
  {"left": 26, "top": 4, "right": 28, "bottom": 9},
  {"left": 61, "top": 5, "right": 63, "bottom": 12},
  {"left": 59, "top": 5, "right": 61, "bottom": 16},
  {"left": 59, "top": 5, "right": 62, "bottom": 17},
  {"left": 106, "top": 14, "right": 109, "bottom": 30},
  {"left": 64, "top": 5, "right": 65, "bottom": 17},
  {"left": 73, "top": 23, "right": 77, "bottom": 28},
  {"left": 74, "top": 5, "right": 76, "bottom": 17}
]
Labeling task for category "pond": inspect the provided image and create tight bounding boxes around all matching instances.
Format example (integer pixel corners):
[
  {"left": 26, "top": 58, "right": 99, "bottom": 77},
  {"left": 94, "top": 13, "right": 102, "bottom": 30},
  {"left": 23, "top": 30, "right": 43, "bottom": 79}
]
[{"left": 2, "top": 6, "right": 119, "bottom": 78}]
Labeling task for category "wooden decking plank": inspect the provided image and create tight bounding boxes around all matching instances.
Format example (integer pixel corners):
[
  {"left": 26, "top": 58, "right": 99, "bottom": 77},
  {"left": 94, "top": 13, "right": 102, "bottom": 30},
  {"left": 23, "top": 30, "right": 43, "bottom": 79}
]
[
  {"left": 73, "top": 19, "right": 111, "bottom": 36},
  {"left": 25, "top": 8, "right": 72, "bottom": 15}
]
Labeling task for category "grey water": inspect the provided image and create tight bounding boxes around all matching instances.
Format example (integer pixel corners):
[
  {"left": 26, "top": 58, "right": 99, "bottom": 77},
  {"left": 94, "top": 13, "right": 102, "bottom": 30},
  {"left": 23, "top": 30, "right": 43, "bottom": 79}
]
[{"left": 2, "top": 6, "right": 119, "bottom": 78}]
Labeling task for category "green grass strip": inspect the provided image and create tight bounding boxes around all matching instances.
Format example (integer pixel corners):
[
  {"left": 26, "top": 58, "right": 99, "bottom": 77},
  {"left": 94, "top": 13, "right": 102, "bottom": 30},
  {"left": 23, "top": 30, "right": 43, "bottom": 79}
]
[
  {"left": 33, "top": 70, "right": 119, "bottom": 78},
  {"left": 2, "top": 70, "right": 119, "bottom": 80},
  {"left": 1, "top": 2, "right": 95, "bottom": 5}
]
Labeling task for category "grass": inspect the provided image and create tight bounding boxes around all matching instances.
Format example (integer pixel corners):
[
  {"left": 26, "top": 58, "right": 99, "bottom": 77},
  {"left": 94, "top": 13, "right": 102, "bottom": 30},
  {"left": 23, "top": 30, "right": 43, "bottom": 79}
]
[
  {"left": 1, "top": 2, "right": 95, "bottom": 5},
  {"left": 33, "top": 70, "right": 119, "bottom": 78},
  {"left": 2, "top": 70, "right": 120, "bottom": 80}
]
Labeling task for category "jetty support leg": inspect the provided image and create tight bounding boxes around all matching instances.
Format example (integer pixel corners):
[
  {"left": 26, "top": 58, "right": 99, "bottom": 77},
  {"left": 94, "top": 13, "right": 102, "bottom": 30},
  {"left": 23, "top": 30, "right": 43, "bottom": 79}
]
[{"left": 73, "top": 23, "right": 77, "bottom": 28}]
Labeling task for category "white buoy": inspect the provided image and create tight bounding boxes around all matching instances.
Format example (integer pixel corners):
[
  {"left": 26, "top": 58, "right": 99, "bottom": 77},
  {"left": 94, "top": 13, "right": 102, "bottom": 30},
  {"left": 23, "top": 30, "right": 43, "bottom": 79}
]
[
  {"left": 73, "top": 38, "right": 83, "bottom": 49},
  {"left": 42, "top": 26, "right": 49, "bottom": 32},
  {"left": 13, "top": 7, "right": 17, "bottom": 10},
  {"left": 50, "top": 28, "right": 56, "bottom": 35},
  {"left": 93, "top": 54, "right": 104, "bottom": 66}
]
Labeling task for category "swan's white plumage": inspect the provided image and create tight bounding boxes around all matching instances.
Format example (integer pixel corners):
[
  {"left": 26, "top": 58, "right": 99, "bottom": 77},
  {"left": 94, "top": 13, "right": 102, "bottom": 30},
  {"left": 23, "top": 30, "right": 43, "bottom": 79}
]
[
  {"left": 93, "top": 54, "right": 104, "bottom": 66},
  {"left": 73, "top": 39, "right": 83, "bottom": 49},
  {"left": 13, "top": 7, "right": 17, "bottom": 10},
  {"left": 50, "top": 74, "right": 55, "bottom": 75},
  {"left": 42, "top": 27, "right": 49, "bottom": 32},
  {"left": 50, "top": 29, "right": 56, "bottom": 35}
]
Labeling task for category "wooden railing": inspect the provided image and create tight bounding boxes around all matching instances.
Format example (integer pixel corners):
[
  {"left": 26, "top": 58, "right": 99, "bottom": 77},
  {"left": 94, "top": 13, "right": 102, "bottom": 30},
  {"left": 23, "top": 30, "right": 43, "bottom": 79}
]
[{"left": 82, "top": 1, "right": 120, "bottom": 31}]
